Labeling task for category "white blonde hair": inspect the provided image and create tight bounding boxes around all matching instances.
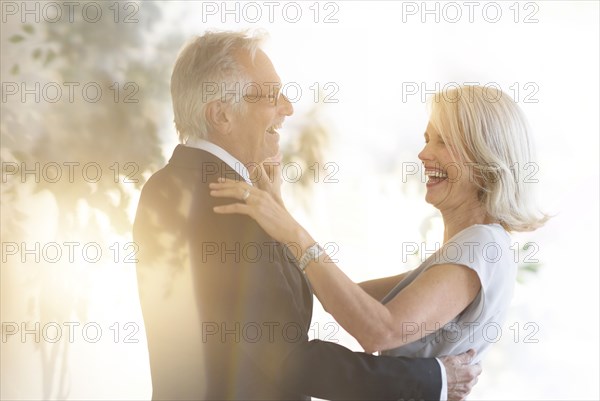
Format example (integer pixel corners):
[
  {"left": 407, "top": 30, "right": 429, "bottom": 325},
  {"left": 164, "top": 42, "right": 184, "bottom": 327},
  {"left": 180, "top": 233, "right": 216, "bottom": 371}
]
[
  {"left": 428, "top": 85, "right": 549, "bottom": 232},
  {"left": 170, "top": 30, "right": 267, "bottom": 142}
]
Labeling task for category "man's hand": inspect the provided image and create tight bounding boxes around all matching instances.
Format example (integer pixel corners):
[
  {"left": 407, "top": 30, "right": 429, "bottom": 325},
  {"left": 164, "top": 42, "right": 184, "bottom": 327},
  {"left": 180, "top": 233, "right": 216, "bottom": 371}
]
[{"left": 440, "top": 349, "right": 482, "bottom": 401}]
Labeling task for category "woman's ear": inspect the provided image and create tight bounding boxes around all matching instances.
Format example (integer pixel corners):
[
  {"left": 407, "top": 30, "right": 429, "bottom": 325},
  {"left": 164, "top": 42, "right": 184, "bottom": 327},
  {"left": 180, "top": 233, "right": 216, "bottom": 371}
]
[{"left": 205, "top": 101, "right": 232, "bottom": 136}]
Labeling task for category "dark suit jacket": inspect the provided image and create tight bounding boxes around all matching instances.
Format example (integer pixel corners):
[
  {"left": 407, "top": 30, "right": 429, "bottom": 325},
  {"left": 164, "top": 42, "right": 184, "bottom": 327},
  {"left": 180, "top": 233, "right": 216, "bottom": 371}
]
[{"left": 133, "top": 145, "right": 442, "bottom": 400}]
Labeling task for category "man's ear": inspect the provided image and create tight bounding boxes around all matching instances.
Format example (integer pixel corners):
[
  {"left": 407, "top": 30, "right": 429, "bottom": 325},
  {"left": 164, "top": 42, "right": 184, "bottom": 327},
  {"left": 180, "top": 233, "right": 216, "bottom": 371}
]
[{"left": 205, "top": 101, "right": 232, "bottom": 136}]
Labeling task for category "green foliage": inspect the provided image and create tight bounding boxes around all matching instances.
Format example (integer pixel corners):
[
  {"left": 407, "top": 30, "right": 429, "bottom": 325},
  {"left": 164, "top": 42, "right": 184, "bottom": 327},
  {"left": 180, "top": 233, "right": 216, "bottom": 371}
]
[
  {"left": 1, "top": 1, "right": 184, "bottom": 237},
  {"left": 517, "top": 242, "right": 543, "bottom": 283},
  {"left": 281, "top": 105, "right": 332, "bottom": 210},
  {"left": 9, "top": 34, "right": 25, "bottom": 43}
]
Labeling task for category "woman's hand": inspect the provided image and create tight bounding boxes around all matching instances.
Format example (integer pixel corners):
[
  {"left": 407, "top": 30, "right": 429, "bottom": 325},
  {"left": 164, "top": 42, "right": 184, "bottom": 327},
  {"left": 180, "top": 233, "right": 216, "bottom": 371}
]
[{"left": 209, "top": 170, "right": 312, "bottom": 250}]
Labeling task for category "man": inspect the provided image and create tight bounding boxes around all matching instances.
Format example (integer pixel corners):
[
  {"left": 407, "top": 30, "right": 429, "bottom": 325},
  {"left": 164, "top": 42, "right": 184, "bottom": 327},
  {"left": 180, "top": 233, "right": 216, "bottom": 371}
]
[{"left": 133, "top": 30, "right": 480, "bottom": 400}]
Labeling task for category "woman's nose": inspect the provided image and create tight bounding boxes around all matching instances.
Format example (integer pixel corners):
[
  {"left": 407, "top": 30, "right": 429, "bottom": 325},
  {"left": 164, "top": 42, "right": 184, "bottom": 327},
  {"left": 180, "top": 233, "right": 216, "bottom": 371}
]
[{"left": 418, "top": 144, "right": 431, "bottom": 162}]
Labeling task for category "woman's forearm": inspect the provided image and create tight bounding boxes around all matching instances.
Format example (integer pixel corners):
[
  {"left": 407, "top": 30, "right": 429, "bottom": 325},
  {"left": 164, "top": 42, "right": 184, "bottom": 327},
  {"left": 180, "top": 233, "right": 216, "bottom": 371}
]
[
  {"left": 358, "top": 272, "right": 411, "bottom": 301},
  {"left": 293, "top": 234, "right": 480, "bottom": 354},
  {"left": 293, "top": 233, "right": 401, "bottom": 353}
]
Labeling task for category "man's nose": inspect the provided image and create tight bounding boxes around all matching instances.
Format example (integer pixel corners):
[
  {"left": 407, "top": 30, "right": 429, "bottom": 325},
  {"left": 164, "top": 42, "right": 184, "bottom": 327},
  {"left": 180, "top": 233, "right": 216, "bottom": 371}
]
[{"left": 278, "top": 94, "right": 294, "bottom": 116}]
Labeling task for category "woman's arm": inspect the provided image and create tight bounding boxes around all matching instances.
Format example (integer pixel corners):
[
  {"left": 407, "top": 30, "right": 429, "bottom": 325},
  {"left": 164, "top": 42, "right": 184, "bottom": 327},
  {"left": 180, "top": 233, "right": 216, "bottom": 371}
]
[
  {"left": 209, "top": 178, "right": 481, "bottom": 353},
  {"left": 300, "top": 239, "right": 480, "bottom": 353},
  {"left": 358, "top": 272, "right": 411, "bottom": 301}
]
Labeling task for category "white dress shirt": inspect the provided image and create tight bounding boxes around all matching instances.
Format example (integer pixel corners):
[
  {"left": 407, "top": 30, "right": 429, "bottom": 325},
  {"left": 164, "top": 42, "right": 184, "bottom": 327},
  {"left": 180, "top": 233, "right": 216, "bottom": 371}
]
[{"left": 184, "top": 137, "right": 253, "bottom": 186}]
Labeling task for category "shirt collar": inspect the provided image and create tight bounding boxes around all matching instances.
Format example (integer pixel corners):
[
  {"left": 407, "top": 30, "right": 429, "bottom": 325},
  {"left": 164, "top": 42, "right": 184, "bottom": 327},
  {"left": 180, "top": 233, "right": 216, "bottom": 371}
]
[{"left": 184, "top": 138, "right": 252, "bottom": 186}]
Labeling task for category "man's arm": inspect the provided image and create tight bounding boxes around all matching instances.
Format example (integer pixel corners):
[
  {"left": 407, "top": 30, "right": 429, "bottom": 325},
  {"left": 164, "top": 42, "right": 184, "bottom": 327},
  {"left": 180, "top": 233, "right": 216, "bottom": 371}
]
[
  {"left": 281, "top": 343, "right": 482, "bottom": 401},
  {"left": 282, "top": 339, "right": 442, "bottom": 400}
]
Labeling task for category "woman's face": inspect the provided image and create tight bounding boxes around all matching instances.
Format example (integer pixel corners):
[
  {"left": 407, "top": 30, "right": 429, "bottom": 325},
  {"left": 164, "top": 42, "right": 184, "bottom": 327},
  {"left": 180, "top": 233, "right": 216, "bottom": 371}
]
[{"left": 418, "top": 121, "right": 480, "bottom": 211}]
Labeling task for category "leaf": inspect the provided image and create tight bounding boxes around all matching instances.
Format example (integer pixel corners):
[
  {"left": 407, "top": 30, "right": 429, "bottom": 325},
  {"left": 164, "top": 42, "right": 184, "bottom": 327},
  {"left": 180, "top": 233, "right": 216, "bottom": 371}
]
[
  {"left": 43, "top": 50, "right": 56, "bottom": 66},
  {"left": 23, "top": 24, "right": 35, "bottom": 34},
  {"left": 12, "top": 150, "right": 28, "bottom": 162},
  {"left": 32, "top": 48, "right": 42, "bottom": 59},
  {"left": 10, "top": 64, "right": 19, "bottom": 75},
  {"left": 9, "top": 34, "right": 25, "bottom": 43}
]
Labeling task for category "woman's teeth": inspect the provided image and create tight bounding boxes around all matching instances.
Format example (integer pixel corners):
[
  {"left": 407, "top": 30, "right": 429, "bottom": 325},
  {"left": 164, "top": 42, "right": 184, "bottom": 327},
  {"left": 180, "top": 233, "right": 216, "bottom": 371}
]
[{"left": 426, "top": 170, "right": 448, "bottom": 184}]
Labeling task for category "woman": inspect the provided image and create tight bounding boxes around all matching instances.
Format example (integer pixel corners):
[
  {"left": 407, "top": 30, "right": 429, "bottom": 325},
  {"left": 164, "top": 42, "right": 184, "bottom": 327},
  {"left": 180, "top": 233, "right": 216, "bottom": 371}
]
[{"left": 209, "top": 85, "right": 548, "bottom": 361}]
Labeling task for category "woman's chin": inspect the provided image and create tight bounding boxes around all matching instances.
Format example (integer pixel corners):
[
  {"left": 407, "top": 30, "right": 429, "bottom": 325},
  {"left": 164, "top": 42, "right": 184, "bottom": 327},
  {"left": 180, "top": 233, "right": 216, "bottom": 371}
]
[{"left": 424, "top": 192, "right": 443, "bottom": 208}]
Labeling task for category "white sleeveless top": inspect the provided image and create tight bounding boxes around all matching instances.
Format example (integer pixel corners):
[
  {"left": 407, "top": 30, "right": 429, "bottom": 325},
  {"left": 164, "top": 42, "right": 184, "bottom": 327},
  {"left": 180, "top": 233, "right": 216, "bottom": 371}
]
[{"left": 381, "top": 224, "right": 517, "bottom": 363}]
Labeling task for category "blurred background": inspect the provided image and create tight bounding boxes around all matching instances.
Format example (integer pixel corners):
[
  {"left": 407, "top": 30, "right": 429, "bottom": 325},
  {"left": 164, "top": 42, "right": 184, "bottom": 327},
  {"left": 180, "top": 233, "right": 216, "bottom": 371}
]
[{"left": 1, "top": 1, "right": 598, "bottom": 399}]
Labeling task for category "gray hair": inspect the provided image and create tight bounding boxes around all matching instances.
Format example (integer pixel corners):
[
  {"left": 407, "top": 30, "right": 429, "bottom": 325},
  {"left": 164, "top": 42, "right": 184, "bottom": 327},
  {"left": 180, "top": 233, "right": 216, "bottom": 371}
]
[
  {"left": 428, "top": 85, "right": 549, "bottom": 232},
  {"left": 170, "top": 30, "right": 267, "bottom": 142}
]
